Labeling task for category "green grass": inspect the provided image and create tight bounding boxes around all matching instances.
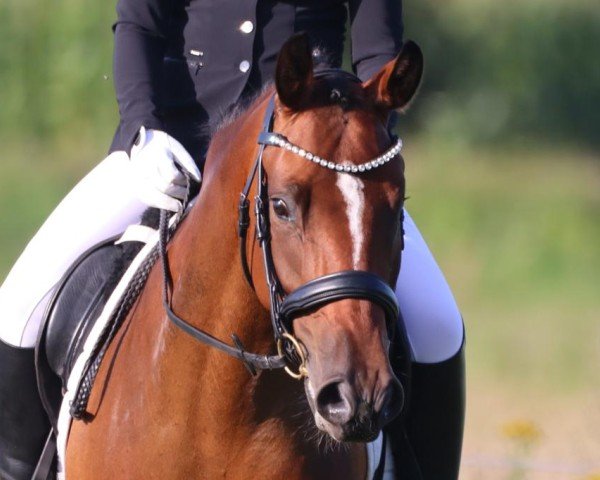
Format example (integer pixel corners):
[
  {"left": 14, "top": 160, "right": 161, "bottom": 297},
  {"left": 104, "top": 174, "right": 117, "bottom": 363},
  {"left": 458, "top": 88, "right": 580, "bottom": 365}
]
[{"left": 402, "top": 138, "right": 600, "bottom": 393}]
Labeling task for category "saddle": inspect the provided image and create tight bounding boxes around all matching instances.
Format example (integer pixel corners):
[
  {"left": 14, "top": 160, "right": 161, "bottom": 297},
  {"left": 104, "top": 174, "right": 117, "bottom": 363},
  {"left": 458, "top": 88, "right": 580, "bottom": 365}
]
[{"left": 35, "top": 235, "right": 145, "bottom": 429}]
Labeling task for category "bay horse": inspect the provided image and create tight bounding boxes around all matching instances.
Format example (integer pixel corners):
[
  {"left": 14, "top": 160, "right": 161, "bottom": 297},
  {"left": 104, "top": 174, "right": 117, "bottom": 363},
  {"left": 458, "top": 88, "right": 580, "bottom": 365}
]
[{"left": 65, "top": 33, "right": 423, "bottom": 479}]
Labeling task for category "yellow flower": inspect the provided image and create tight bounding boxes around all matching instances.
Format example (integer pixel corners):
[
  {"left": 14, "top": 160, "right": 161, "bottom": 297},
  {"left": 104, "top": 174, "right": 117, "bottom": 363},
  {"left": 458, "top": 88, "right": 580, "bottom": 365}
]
[
  {"left": 582, "top": 474, "right": 600, "bottom": 480},
  {"left": 501, "top": 419, "right": 542, "bottom": 445}
]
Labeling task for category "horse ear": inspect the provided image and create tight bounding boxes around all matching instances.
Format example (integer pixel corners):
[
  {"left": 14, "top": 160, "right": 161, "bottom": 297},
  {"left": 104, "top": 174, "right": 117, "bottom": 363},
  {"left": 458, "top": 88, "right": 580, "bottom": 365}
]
[
  {"left": 275, "top": 33, "right": 314, "bottom": 110},
  {"left": 364, "top": 41, "right": 424, "bottom": 111}
]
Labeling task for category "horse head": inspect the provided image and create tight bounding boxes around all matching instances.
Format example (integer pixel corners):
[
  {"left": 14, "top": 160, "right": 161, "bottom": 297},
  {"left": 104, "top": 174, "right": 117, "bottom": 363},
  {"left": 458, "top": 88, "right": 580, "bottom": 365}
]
[{"left": 247, "top": 34, "right": 423, "bottom": 443}]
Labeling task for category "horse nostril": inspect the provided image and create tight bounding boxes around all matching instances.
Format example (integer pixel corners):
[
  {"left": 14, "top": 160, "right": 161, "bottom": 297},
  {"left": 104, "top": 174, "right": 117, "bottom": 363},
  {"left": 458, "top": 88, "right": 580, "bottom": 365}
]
[
  {"left": 315, "top": 380, "right": 355, "bottom": 425},
  {"left": 379, "top": 378, "right": 405, "bottom": 425}
]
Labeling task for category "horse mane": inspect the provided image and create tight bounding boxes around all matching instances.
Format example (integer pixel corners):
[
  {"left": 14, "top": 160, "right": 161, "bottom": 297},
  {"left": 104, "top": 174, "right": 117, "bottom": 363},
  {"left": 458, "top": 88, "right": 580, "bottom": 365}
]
[{"left": 211, "top": 82, "right": 274, "bottom": 136}]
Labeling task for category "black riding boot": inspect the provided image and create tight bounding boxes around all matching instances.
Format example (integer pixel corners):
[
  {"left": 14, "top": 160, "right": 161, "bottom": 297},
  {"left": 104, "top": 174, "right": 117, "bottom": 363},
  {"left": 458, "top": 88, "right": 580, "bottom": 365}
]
[
  {"left": 386, "top": 341, "right": 466, "bottom": 479},
  {"left": 408, "top": 343, "right": 466, "bottom": 479},
  {"left": 0, "top": 339, "right": 50, "bottom": 480}
]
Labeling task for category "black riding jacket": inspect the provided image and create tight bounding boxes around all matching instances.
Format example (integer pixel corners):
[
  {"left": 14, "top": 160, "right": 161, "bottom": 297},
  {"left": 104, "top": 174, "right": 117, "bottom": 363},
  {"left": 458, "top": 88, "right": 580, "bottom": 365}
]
[{"left": 109, "top": 0, "right": 404, "bottom": 162}]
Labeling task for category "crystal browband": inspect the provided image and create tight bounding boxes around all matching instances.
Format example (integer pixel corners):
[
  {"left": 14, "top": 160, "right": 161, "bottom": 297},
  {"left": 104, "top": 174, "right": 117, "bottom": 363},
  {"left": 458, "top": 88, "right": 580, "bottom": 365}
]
[{"left": 259, "top": 132, "right": 403, "bottom": 173}]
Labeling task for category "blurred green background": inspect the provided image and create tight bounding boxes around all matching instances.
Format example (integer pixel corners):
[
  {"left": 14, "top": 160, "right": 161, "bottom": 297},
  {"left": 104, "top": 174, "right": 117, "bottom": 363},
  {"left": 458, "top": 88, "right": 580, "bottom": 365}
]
[{"left": 1, "top": 0, "right": 599, "bottom": 477}]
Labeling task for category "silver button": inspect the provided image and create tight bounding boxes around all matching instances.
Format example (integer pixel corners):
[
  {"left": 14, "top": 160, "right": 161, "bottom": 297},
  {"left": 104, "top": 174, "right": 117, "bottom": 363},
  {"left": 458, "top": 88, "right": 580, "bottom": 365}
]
[
  {"left": 239, "top": 20, "right": 254, "bottom": 34},
  {"left": 190, "top": 49, "right": 203, "bottom": 57},
  {"left": 239, "top": 60, "right": 250, "bottom": 73}
]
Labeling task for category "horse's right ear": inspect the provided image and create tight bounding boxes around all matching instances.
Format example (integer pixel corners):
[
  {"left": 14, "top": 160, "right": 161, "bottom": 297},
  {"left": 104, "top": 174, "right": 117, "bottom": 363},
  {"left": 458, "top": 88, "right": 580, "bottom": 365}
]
[
  {"left": 275, "top": 33, "right": 314, "bottom": 110},
  {"left": 363, "top": 41, "right": 424, "bottom": 111}
]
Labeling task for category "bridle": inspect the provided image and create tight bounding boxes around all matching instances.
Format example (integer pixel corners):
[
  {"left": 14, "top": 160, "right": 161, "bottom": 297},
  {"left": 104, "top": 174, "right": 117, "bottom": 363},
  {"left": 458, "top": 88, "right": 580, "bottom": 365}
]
[{"left": 162, "top": 77, "right": 405, "bottom": 380}]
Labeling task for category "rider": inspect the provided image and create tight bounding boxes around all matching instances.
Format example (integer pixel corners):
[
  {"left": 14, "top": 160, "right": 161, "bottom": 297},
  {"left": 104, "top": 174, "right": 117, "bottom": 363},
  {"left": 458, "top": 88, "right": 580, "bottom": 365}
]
[{"left": 0, "top": 1, "right": 465, "bottom": 479}]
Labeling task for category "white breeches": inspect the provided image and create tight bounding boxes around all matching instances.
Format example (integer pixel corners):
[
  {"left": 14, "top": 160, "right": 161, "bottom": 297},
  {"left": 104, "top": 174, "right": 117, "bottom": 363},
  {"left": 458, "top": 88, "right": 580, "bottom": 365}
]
[
  {"left": 396, "top": 213, "right": 464, "bottom": 363},
  {"left": 0, "top": 152, "right": 145, "bottom": 347},
  {"left": 0, "top": 153, "right": 463, "bottom": 362}
]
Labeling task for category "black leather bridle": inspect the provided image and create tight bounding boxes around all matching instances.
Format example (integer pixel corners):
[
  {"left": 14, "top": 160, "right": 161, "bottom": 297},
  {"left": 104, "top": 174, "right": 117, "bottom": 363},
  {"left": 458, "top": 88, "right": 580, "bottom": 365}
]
[{"left": 161, "top": 89, "right": 403, "bottom": 379}]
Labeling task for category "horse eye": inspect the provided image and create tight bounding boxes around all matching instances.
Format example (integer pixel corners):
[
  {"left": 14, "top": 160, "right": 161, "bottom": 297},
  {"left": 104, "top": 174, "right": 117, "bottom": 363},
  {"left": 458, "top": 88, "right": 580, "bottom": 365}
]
[{"left": 271, "top": 198, "right": 292, "bottom": 221}]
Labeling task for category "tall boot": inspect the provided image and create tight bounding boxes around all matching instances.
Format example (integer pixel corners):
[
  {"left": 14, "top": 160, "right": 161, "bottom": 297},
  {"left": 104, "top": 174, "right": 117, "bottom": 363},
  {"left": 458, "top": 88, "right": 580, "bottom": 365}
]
[
  {"left": 0, "top": 339, "right": 50, "bottom": 480},
  {"left": 405, "top": 342, "right": 466, "bottom": 479}
]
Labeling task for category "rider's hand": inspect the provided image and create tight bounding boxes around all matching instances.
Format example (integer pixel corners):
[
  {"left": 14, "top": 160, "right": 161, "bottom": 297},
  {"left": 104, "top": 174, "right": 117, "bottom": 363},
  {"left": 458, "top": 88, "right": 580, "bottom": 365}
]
[{"left": 129, "top": 127, "right": 201, "bottom": 212}]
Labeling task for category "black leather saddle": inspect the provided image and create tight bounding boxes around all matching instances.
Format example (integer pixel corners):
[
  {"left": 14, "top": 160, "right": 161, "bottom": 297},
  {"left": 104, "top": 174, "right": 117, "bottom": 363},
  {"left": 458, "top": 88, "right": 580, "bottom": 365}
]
[{"left": 34, "top": 236, "right": 144, "bottom": 427}]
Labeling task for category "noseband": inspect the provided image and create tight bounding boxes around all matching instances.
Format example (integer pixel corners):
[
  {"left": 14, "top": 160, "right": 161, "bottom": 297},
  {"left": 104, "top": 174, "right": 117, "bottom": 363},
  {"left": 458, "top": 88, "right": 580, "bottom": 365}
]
[{"left": 163, "top": 87, "right": 404, "bottom": 379}]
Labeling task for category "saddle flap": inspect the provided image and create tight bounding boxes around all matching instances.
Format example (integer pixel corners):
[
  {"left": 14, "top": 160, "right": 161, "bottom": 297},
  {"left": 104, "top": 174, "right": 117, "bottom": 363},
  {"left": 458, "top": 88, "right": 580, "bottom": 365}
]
[
  {"left": 45, "top": 240, "right": 125, "bottom": 382},
  {"left": 35, "top": 237, "right": 143, "bottom": 428}
]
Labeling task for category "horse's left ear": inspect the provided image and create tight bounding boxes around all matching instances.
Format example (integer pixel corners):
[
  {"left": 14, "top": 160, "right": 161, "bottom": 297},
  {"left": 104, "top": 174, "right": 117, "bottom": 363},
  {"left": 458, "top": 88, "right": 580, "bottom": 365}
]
[
  {"left": 363, "top": 41, "right": 424, "bottom": 111},
  {"left": 275, "top": 33, "right": 314, "bottom": 110}
]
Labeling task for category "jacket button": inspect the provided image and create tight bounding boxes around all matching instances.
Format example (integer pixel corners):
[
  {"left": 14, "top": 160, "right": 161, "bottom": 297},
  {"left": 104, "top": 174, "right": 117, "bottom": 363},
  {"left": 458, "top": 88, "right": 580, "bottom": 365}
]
[
  {"left": 239, "top": 20, "right": 254, "bottom": 34},
  {"left": 239, "top": 60, "right": 251, "bottom": 73}
]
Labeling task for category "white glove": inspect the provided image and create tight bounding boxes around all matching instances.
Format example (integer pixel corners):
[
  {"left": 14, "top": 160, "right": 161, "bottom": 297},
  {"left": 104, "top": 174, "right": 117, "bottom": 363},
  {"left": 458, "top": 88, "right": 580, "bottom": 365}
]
[{"left": 129, "top": 127, "right": 201, "bottom": 212}]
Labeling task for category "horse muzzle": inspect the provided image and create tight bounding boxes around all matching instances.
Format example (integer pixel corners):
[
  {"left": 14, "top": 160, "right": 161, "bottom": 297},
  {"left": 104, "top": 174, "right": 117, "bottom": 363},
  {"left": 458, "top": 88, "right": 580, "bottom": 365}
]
[{"left": 306, "top": 374, "right": 404, "bottom": 443}]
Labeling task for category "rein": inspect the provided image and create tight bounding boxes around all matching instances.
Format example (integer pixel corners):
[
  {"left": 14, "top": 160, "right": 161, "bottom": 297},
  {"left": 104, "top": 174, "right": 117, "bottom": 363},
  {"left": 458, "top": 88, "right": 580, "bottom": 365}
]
[
  {"left": 162, "top": 91, "right": 402, "bottom": 379},
  {"left": 159, "top": 209, "right": 287, "bottom": 374}
]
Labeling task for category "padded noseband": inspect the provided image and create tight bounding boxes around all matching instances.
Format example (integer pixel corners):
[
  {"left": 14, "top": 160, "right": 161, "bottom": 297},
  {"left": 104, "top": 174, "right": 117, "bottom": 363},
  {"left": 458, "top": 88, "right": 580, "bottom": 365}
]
[{"left": 280, "top": 271, "right": 399, "bottom": 335}]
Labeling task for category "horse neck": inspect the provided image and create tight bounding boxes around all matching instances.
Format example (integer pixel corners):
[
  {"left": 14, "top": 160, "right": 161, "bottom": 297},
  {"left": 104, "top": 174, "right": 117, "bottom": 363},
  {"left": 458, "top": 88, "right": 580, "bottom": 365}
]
[
  {"left": 166, "top": 95, "right": 273, "bottom": 366},
  {"left": 146, "top": 96, "right": 334, "bottom": 460},
  {"left": 155, "top": 92, "right": 309, "bottom": 416}
]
